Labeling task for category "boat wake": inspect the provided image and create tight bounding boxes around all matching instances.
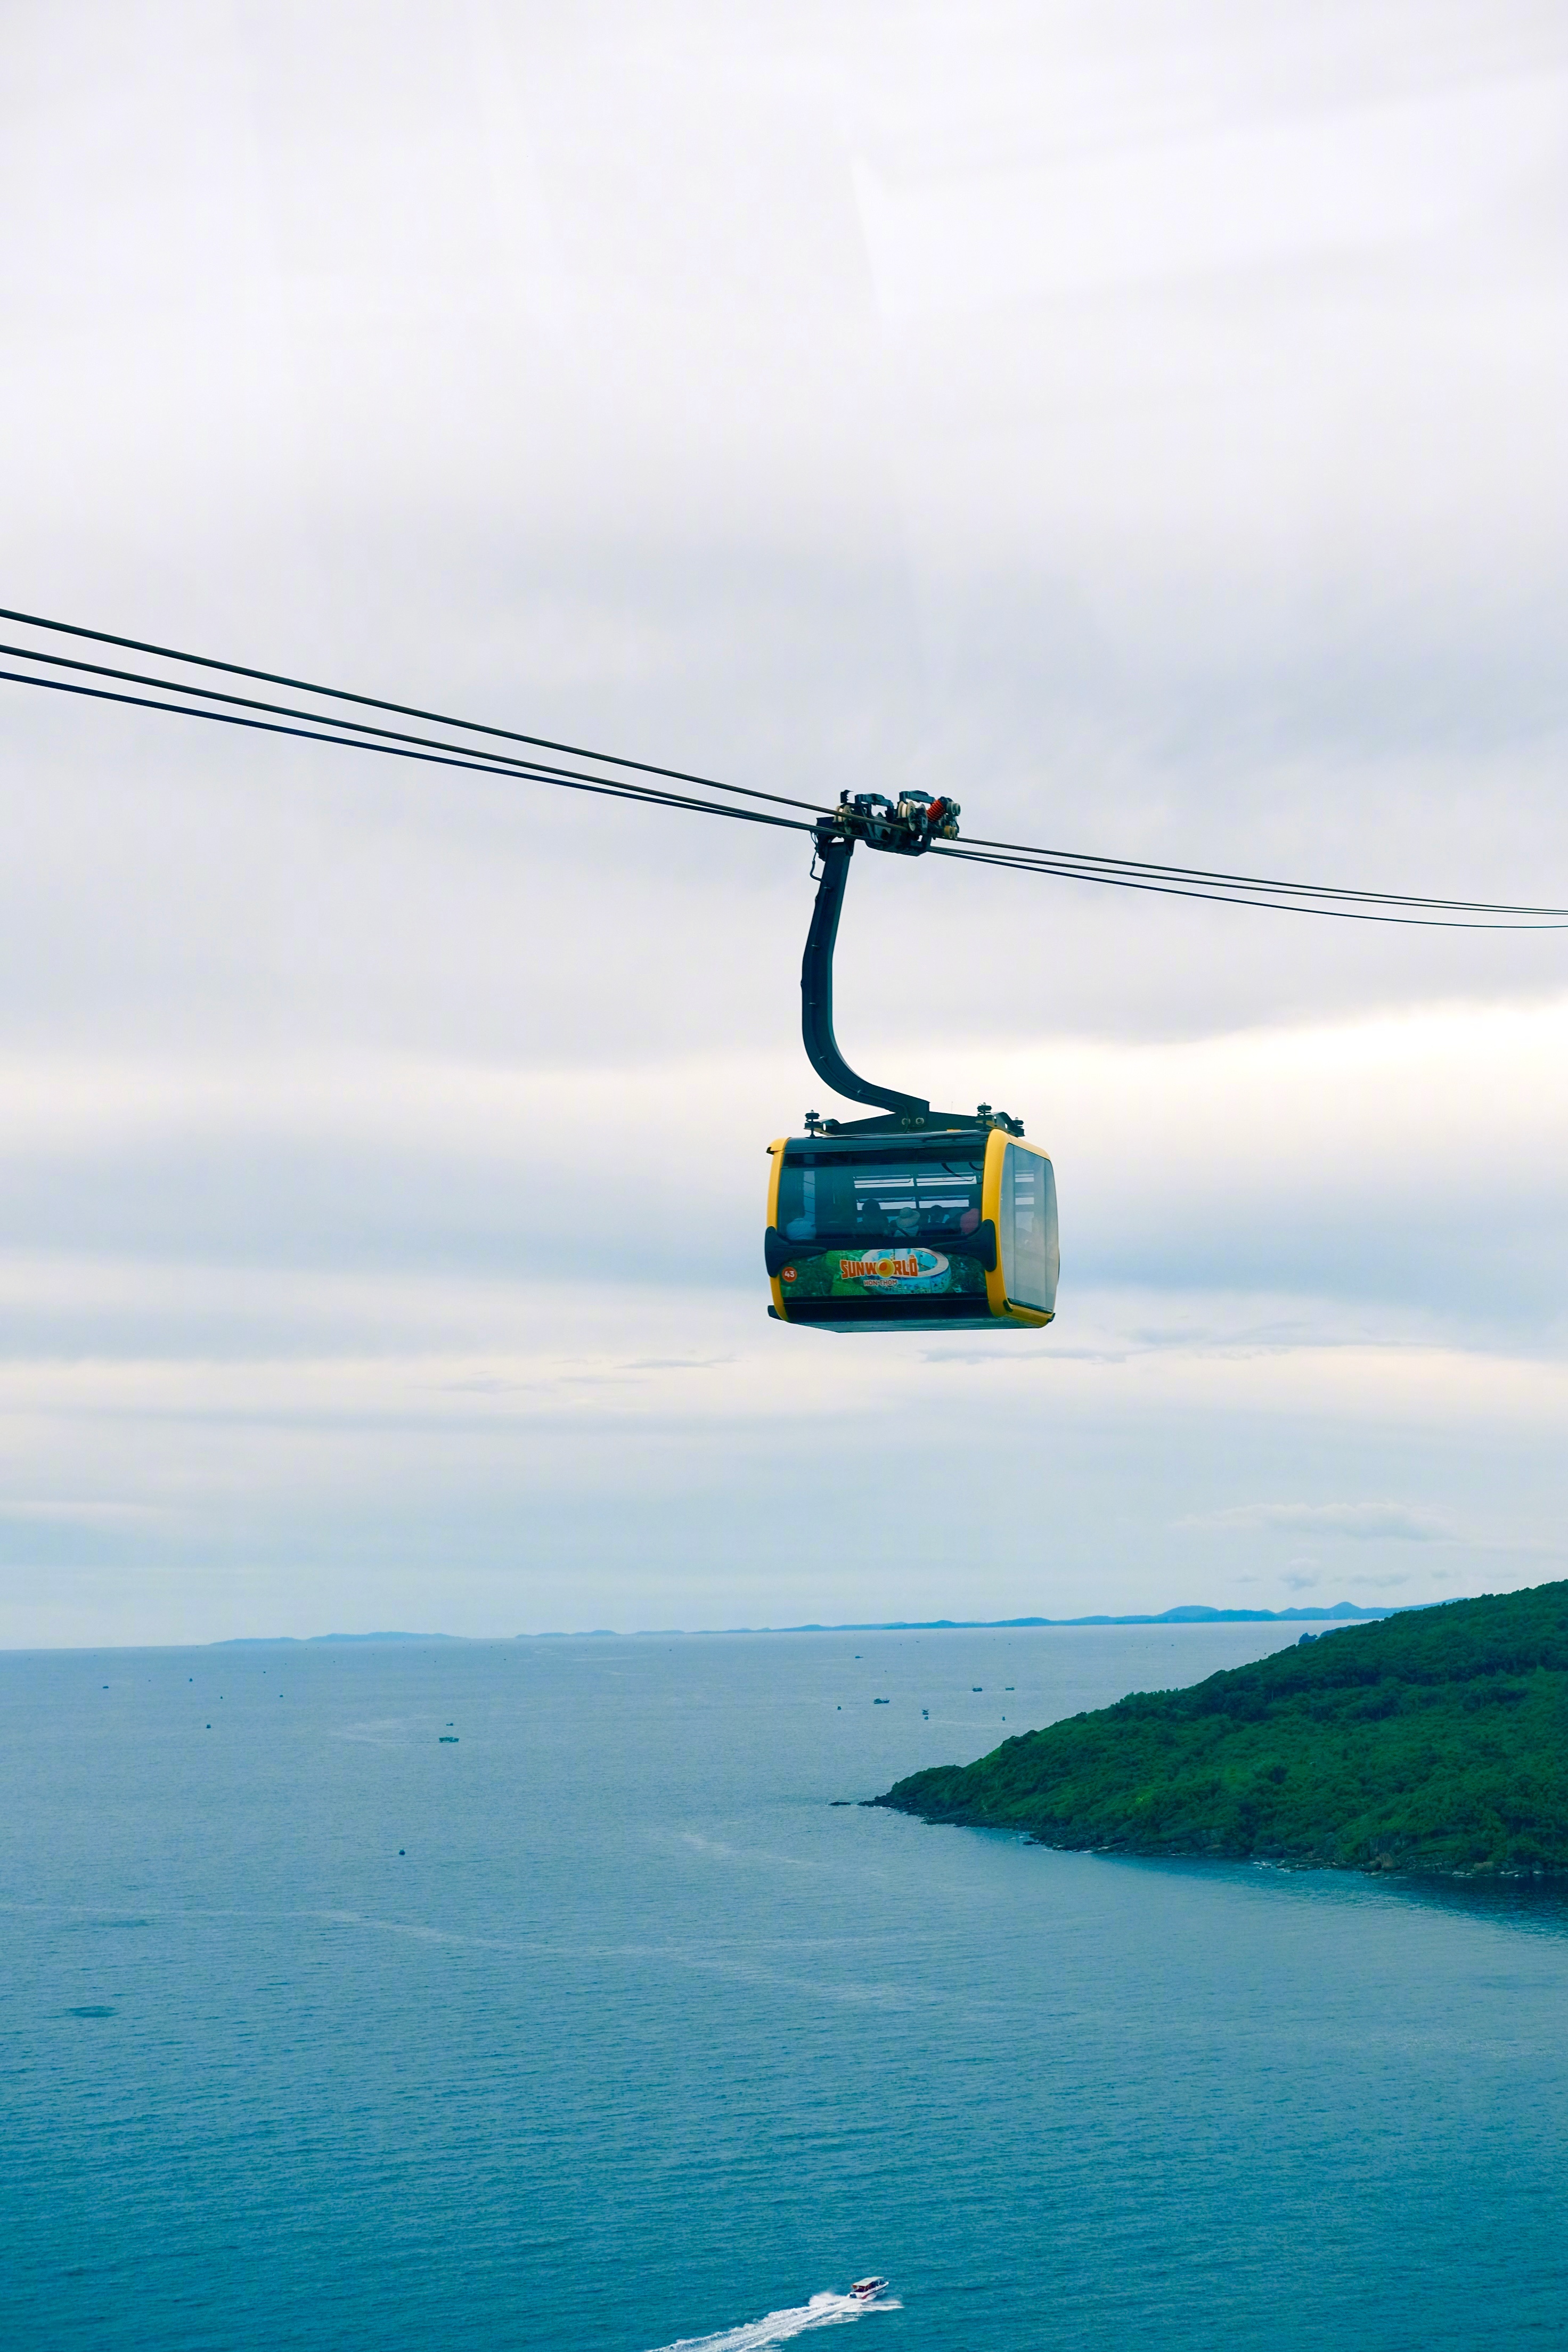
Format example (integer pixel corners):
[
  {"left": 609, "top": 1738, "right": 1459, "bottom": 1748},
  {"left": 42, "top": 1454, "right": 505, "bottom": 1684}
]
[{"left": 645, "top": 2288, "right": 899, "bottom": 2351}]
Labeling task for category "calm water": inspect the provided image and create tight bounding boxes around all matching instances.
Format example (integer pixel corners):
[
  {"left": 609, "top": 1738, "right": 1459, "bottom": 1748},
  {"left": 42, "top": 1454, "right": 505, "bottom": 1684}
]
[{"left": 4, "top": 1626, "right": 1567, "bottom": 2350}]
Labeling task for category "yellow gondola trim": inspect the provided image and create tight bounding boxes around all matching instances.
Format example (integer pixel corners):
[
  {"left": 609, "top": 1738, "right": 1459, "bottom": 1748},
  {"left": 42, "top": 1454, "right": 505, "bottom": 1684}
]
[
  {"left": 765, "top": 1137, "right": 789, "bottom": 1318},
  {"left": 981, "top": 1130, "right": 1008, "bottom": 1321}
]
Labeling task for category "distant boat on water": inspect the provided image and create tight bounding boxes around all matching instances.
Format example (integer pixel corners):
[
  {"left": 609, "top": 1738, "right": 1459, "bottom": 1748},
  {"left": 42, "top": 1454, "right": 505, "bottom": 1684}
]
[{"left": 850, "top": 2275, "right": 889, "bottom": 2301}]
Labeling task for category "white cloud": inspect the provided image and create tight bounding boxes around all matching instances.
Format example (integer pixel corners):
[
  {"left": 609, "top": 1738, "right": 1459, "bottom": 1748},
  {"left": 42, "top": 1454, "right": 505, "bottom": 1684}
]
[
  {"left": 1187, "top": 1501, "right": 1455, "bottom": 1541},
  {"left": 854, "top": 69, "right": 1568, "bottom": 319}
]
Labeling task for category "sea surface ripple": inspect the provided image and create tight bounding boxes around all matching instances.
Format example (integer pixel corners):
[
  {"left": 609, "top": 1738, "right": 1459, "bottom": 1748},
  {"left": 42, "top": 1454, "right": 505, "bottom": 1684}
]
[{"left": 3, "top": 1626, "right": 1567, "bottom": 2349}]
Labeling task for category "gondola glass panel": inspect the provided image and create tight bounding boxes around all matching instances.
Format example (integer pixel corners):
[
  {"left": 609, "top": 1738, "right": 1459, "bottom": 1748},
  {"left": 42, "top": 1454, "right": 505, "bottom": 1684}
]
[
  {"left": 1000, "top": 1140, "right": 1058, "bottom": 1314},
  {"left": 777, "top": 1152, "right": 986, "bottom": 1246}
]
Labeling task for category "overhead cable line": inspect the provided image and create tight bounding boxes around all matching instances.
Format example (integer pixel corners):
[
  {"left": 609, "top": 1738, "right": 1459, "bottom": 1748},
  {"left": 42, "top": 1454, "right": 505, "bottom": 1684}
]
[
  {"left": 930, "top": 843, "right": 1568, "bottom": 930},
  {"left": 952, "top": 832, "right": 1567, "bottom": 918},
  {"left": 3, "top": 605, "right": 1564, "bottom": 927},
  {"left": 0, "top": 671, "right": 816, "bottom": 835},
  {"left": 0, "top": 641, "right": 823, "bottom": 820},
  {"left": 0, "top": 603, "right": 788, "bottom": 810}
]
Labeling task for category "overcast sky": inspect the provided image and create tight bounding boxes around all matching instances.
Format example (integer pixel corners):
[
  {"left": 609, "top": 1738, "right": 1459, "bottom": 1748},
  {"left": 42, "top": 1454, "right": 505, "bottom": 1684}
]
[{"left": 4, "top": 0, "right": 1567, "bottom": 1645}]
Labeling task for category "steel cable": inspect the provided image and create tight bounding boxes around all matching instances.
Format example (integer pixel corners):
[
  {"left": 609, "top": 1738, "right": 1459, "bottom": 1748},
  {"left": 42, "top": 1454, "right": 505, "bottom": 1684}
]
[
  {"left": 0, "top": 671, "right": 816, "bottom": 836},
  {"left": 4, "top": 605, "right": 1564, "bottom": 927},
  {"left": 0, "top": 602, "right": 794, "bottom": 808},
  {"left": 928, "top": 842, "right": 1568, "bottom": 930},
  {"left": 0, "top": 640, "right": 823, "bottom": 818}
]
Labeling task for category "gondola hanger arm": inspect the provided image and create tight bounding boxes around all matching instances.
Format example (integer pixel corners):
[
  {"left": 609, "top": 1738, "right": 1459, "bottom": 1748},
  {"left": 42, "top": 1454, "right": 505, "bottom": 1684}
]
[{"left": 798, "top": 795, "right": 1023, "bottom": 1138}]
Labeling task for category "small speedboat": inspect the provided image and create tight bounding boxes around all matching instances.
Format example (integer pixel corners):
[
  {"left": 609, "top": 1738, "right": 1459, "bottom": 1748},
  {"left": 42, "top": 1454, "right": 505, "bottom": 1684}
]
[{"left": 850, "top": 2277, "right": 889, "bottom": 2302}]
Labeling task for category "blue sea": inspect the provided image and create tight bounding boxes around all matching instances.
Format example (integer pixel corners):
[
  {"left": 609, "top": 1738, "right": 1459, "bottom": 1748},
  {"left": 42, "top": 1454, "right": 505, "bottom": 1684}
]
[{"left": 4, "top": 1625, "right": 1567, "bottom": 2349}]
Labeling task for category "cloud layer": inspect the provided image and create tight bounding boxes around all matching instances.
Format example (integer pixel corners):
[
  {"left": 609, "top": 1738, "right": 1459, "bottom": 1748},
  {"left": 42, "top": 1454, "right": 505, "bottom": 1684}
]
[
  {"left": 3, "top": 0, "right": 1566, "bottom": 1640},
  {"left": 1186, "top": 1502, "right": 1455, "bottom": 1542}
]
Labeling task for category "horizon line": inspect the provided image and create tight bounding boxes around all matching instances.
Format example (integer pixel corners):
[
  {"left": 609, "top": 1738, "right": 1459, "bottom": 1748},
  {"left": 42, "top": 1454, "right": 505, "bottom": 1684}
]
[{"left": 0, "top": 1598, "right": 1444, "bottom": 1652}]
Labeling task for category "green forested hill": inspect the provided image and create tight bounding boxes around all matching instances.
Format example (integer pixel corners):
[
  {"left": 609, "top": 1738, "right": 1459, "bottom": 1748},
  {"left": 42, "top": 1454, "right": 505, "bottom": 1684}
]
[{"left": 875, "top": 1581, "right": 1568, "bottom": 1875}]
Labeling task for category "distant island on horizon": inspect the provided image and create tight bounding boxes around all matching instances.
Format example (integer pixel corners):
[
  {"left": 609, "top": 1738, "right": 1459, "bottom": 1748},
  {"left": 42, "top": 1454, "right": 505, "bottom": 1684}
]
[
  {"left": 208, "top": 1600, "right": 1429, "bottom": 1646},
  {"left": 215, "top": 1630, "right": 471, "bottom": 1645},
  {"left": 875, "top": 1580, "right": 1568, "bottom": 1878}
]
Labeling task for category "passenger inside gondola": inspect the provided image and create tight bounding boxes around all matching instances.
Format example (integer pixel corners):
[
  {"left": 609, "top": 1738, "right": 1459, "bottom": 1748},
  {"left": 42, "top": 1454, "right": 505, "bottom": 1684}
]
[{"left": 780, "top": 1156, "right": 986, "bottom": 1244}]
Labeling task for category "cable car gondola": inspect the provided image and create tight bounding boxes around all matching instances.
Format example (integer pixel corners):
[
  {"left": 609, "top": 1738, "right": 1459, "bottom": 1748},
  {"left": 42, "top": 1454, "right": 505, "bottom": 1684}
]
[{"left": 765, "top": 795, "right": 1059, "bottom": 1333}]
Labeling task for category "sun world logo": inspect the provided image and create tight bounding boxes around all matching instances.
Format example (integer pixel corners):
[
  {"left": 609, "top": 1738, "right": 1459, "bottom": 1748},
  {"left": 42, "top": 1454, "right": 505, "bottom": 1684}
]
[
  {"left": 840, "top": 1252, "right": 922, "bottom": 1281},
  {"left": 836, "top": 1247, "right": 951, "bottom": 1291}
]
